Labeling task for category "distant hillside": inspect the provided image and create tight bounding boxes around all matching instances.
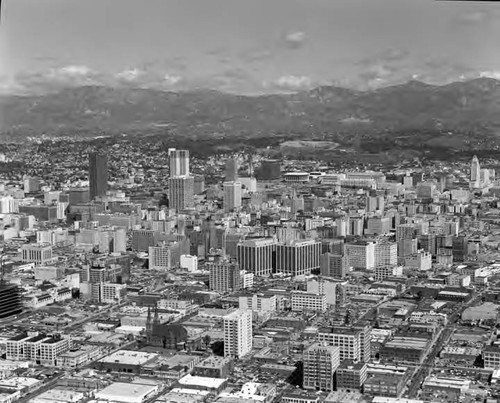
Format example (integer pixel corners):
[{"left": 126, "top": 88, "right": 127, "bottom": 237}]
[{"left": 1, "top": 78, "right": 500, "bottom": 147}]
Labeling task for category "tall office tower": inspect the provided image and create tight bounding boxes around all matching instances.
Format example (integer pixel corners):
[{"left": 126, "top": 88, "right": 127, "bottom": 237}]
[
  {"left": 374, "top": 242, "right": 398, "bottom": 268},
  {"left": 208, "top": 259, "right": 250, "bottom": 292},
  {"left": 257, "top": 159, "right": 281, "bottom": 180},
  {"left": 352, "top": 324, "right": 372, "bottom": 363},
  {"left": 149, "top": 245, "right": 172, "bottom": 271},
  {"left": 471, "top": 155, "right": 480, "bottom": 183},
  {"left": 346, "top": 241, "right": 376, "bottom": 270},
  {"left": 113, "top": 228, "right": 127, "bottom": 253},
  {"left": 348, "top": 216, "right": 364, "bottom": 236},
  {"left": 0, "top": 283, "right": 22, "bottom": 318},
  {"left": 317, "top": 326, "right": 368, "bottom": 362},
  {"left": 416, "top": 181, "right": 436, "bottom": 199},
  {"left": 223, "top": 181, "right": 242, "bottom": 213},
  {"left": 397, "top": 238, "right": 418, "bottom": 258},
  {"left": 237, "top": 238, "right": 276, "bottom": 276},
  {"left": 303, "top": 343, "right": 340, "bottom": 392},
  {"left": 89, "top": 152, "right": 108, "bottom": 200},
  {"left": 366, "top": 195, "right": 385, "bottom": 213},
  {"left": 320, "top": 253, "right": 347, "bottom": 278},
  {"left": 418, "top": 233, "right": 437, "bottom": 256},
  {"left": 366, "top": 217, "right": 391, "bottom": 235},
  {"left": 225, "top": 158, "right": 238, "bottom": 182},
  {"left": 23, "top": 176, "right": 40, "bottom": 193},
  {"left": 223, "top": 309, "right": 253, "bottom": 358},
  {"left": 169, "top": 176, "right": 194, "bottom": 211},
  {"left": 452, "top": 235, "right": 470, "bottom": 262},
  {"left": 169, "top": 149, "right": 190, "bottom": 177},
  {"left": 396, "top": 224, "right": 415, "bottom": 241},
  {"left": 275, "top": 240, "right": 321, "bottom": 277},
  {"left": 193, "top": 175, "right": 205, "bottom": 195},
  {"left": 131, "top": 230, "right": 163, "bottom": 252}
]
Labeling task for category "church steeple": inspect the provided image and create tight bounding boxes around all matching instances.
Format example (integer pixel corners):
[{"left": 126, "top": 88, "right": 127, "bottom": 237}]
[
  {"left": 145, "top": 306, "right": 153, "bottom": 343},
  {"left": 153, "top": 303, "right": 160, "bottom": 325}
]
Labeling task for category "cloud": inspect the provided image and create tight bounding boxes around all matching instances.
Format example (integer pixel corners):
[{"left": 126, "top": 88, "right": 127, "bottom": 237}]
[
  {"left": 479, "top": 71, "right": 500, "bottom": 80},
  {"left": 266, "top": 75, "right": 314, "bottom": 92},
  {"left": 116, "top": 68, "right": 144, "bottom": 82},
  {"left": 164, "top": 74, "right": 182, "bottom": 86},
  {"left": 284, "top": 31, "right": 306, "bottom": 48},
  {"left": 56, "top": 65, "right": 93, "bottom": 76},
  {"left": 10, "top": 65, "right": 104, "bottom": 94}
]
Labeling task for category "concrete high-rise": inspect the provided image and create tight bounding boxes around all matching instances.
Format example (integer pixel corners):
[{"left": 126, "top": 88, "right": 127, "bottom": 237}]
[
  {"left": 471, "top": 155, "right": 480, "bottom": 184},
  {"left": 223, "top": 181, "right": 242, "bottom": 213},
  {"left": 237, "top": 238, "right": 276, "bottom": 276},
  {"left": 320, "top": 253, "right": 347, "bottom": 278},
  {"left": 317, "top": 326, "right": 370, "bottom": 363},
  {"left": 225, "top": 158, "right": 238, "bottom": 182},
  {"left": 169, "top": 176, "right": 194, "bottom": 211},
  {"left": 89, "top": 152, "right": 108, "bottom": 200},
  {"left": 169, "top": 149, "right": 190, "bottom": 177},
  {"left": 303, "top": 343, "right": 340, "bottom": 391},
  {"left": 149, "top": 245, "right": 171, "bottom": 271},
  {"left": 275, "top": 240, "right": 322, "bottom": 276},
  {"left": 0, "top": 283, "right": 22, "bottom": 319},
  {"left": 223, "top": 309, "right": 252, "bottom": 358}
]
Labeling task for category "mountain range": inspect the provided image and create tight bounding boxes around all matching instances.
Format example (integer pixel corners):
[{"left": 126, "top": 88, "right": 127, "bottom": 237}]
[{"left": 1, "top": 78, "right": 500, "bottom": 148}]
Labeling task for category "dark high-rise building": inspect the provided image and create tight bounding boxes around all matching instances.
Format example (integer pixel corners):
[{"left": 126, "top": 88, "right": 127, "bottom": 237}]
[
  {"left": 257, "top": 159, "right": 281, "bottom": 180},
  {"left": 89, "top": 153, "right": 108, "bottom": 200},
  {"left": 0, "top": 283, "right": 22, "bottom": 319},
  {"left": 169, "top": 177, "right": 194, "bottom": 211},
  {"left": 69, "top": 188, "right": 90, "bottom": 205},
  {"left": 225, "top": 158, "right": 238, "bottom": 182},
  {"left": 320, "top": 253, "right": 347, "bottom": 278}
]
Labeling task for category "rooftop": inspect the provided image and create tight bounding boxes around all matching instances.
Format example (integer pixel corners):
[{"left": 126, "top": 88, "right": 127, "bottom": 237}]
[
  {"left": 177, "top": 374, "right": 227, "bottom": 389},
  {"left": 98, "top": 350, "right": 158, "bottom": 366},
  {"left": 95, "top": 381, "right": 158, "bottom": 401}
]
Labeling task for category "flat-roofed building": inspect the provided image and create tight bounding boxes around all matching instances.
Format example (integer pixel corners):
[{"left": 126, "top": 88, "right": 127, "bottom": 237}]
[
  {"left": 379, "top": 336, "right": 431, "bottom": 365},
  {"left": 317, "top": 326, "right": 365, "bottom": 362},
  {"left": 237, "top": 238, "right": 276, "bottom": 276},
  {"left": 193, "top": 356, "right": 234, "bottom": 378},
  {"left": 95, "top": 381, "right": 159, "bottom": 403},
  {"left": 336, "top": 360, "right": 367, "bottom": 392},
  {"left": 275, "top": 240, "right": 321, "bottom": 277},
  {"left": 94, "top": 350, "right": 159, "bottom": 373},
  {"left": 20, "top": 243, "right": 53, "bottom": 266},
  {"left": 239, "top": 294, "right": 277, "bottom": 312},
  {"left": 223, "top": 309, "right": 252, "bottom": 359},
  {"left": 291, "top": 291, "right": 326, "bottom": 312},
  {"left": 303, "top": 343, "right": 340, "bottom": 392},
  {"left": 176, "top": 374, "right": 227, "bottom": 394},
  {"left": 421, "top": 376, "right": 471, "bottom": 402},
  {"left": 281, "top": 391, "right": 320, "bottom": 403},
  {"left": 346, "top": 241, "right": 375, "bottom": 270},
  {"left": 484, "top": 345, "right": 500, "bottom": 370}
]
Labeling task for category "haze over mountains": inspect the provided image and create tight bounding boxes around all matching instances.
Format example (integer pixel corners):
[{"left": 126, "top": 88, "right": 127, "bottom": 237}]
[{"left": 1, "top": 78, "right": 499, "bottom": 144}]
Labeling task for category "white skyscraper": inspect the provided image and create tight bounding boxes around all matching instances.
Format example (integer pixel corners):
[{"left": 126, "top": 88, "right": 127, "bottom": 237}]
[
  {"left": 223, "top": 181, "right": 242, "bottom": 213},
  {"left": 149, "top": 244, "right": 171, "bottom": 271},
  {"left": 471, "top": 155, "right": 480, "bottom": 184},
  {"left": 169, "top": 149, "right": 190, "bottom": 177},
  {"left": 223, "top": 309, "right": 252, "bottom": 358}
]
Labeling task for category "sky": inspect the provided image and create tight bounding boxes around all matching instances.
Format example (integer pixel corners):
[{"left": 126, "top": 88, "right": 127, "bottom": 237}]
[{"left": 1, "top": 0, "right": 500, "bottom": 95}]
